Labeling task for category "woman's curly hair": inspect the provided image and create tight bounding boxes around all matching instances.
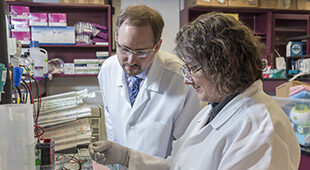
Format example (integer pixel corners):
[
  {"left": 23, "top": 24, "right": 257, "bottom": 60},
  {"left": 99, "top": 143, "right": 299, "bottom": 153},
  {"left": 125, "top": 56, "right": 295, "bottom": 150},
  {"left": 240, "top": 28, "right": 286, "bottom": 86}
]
[{"left": 175, "top": 12, "right": 266, "bottom": 96}]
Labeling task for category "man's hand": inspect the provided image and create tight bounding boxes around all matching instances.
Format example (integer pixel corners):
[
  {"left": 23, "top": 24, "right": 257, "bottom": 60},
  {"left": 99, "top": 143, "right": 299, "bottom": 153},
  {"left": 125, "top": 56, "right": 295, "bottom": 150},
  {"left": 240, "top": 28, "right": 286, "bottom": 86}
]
[{"left": 88, "top": 140, "right": 130, "bottom": 166}]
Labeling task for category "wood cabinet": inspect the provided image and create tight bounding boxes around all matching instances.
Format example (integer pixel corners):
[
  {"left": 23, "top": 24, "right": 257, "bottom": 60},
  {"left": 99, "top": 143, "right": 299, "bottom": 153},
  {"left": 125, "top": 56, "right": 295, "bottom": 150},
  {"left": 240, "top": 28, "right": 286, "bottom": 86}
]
[
  {"left": 272, "top": 14, "right": 310, "bottom": 60},
  {"left": 5, "top": 1, "right": 111, "bottom": 77}
]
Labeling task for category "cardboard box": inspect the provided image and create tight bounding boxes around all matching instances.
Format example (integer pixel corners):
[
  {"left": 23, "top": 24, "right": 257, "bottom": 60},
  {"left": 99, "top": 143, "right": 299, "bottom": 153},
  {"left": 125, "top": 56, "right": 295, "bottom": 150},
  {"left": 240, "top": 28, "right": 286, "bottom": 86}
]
[
  {"left": 185, "top": 0, "right": 228, "bottom": 8},
  {"left": 30, "top": 13, "right": 48, "bottom": 26},
  {"left": 277, "top": 0, "right": 297, "bottom": 10},
  {"left": 74, "top": 0, "right": 90, "bottom": 3},
  {"left": 286, "top": 41, "right": 303, "bottom": 57},
  {"left": 59, "top": 0, "right": 75, "bottom": 3},
  {"left": 11, "top": 30, "right": 30, "bottom": 45},
  {"left": 259, "top": 0, "right": 278, "bottom": 9},
  {"left": 60, "top": 0, "right": 104, "bottom": 4},
  {"left": 48, "top": 13, "right": 67, "bottom": 27},
  {"left": 89, "top": 0, "right": 105, "bottom": 4},
  {"left": 10, "top": 5, "right": 29, "bottom": 17},
  {"left": 228, "top": 0, "right": 258, "bottom": 7},
  {"left": 31, "top": 26, "right": 75, "bottom": 45},
  {"left": 297, "top": 0, "right": 310, "bottom": 10},
  {"left": 276, "top": 80, "right": 310, "bottom": 97}
]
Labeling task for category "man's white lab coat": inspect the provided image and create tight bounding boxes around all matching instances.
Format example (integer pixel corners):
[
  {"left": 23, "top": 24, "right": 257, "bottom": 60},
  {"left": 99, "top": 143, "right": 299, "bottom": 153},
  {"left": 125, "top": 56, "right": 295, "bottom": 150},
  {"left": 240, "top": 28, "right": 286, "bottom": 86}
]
[
  {"left": 98, "top": 50, "right": 201, "bottom": 158},
  {"left": 128, "top": 80, "right": 301, "bottom": 170}
]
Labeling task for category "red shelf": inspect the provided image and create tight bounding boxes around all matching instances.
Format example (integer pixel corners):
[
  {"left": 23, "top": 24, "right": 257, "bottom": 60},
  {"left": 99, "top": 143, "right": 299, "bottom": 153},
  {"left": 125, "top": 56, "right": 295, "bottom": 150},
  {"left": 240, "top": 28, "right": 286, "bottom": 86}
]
[
  {"left": 254, "top": 32, "right": 267, "bottom": 36},
  {"left": 53, "top": 74, "right": 98, "bottom": 77},
  {"left": 22, "top": 44, "right": 109, "bottom": 48},
  {"left": 275, "top": 27, "right": 307, "bottom": 32},
  {"left": 275, "top": 42, "right": 286, "bottom": 46}
]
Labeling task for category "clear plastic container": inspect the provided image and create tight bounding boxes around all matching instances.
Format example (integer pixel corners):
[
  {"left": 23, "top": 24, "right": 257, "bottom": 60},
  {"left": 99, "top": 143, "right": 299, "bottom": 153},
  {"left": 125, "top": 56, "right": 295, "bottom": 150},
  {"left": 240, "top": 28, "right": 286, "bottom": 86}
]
[
  {"left": 273, "top": 97, "right": 310, "bottom": 154},
  {"left": 0, "top": 104, "right": 35, "bottom": 170},
  {"left": 29, "top": 41, "right": 48, "bottom": 75}
]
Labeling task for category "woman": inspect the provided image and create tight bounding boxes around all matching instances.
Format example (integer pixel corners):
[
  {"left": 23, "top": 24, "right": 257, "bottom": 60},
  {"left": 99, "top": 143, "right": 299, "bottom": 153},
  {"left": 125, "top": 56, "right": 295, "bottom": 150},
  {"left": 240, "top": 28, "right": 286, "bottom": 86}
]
[{"left": 89, "top": 12, "right": 300, "bottom": 170}]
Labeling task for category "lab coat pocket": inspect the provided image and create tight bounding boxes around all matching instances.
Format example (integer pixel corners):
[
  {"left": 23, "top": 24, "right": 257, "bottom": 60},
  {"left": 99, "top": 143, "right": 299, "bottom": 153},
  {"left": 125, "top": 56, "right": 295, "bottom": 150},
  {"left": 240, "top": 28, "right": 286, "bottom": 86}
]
[{"left": 143, "top": 121, "right": 171, "bottom": 157}]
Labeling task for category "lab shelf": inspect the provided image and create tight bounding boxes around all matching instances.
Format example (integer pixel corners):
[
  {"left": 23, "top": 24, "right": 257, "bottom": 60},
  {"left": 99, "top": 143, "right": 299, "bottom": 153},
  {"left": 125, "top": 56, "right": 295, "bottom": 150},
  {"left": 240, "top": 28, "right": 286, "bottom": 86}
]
[
  {"left": 181, "top": 6, "right": 310, "bottom": 68},
  {"left": 6, "top": 1, "right": 111, "bottom": 77},
  {"left": 53, "top": 74, "right": 98, "bottom": 77},
  {"left": 22, "top": 44, "right": 110, "bottom": 48}
]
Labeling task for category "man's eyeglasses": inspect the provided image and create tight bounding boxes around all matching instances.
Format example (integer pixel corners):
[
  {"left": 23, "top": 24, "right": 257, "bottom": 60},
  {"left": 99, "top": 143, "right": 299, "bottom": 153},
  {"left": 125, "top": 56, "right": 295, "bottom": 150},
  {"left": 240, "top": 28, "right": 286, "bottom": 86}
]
[
  {"left": 115, "top": 41, "right": 156, "bottom": 58},
  {"left": 180, "top": 64, "right": 202, "bottom": 83}
]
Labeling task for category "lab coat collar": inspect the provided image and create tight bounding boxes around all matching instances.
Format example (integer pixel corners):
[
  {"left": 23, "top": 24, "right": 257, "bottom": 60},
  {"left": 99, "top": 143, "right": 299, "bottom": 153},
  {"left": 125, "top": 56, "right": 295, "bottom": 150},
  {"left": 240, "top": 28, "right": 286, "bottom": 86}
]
[
  {"left": 115, "top": 61, "right": 130, "bottom": 106},
  {"left": 114, "top": 52, "right": 164, "bottom": 111},
  {"left": 210, "top": 80, "right": 263, "bottom": 129},
  {"left": 143, "top": 52, "right": 164, "bottom": 93},
  {"left": 115, "top": 53, "right": 163, "bottom": 93},
  {"left": 116, "top": 61, "right": 125, "bottom": 87}
]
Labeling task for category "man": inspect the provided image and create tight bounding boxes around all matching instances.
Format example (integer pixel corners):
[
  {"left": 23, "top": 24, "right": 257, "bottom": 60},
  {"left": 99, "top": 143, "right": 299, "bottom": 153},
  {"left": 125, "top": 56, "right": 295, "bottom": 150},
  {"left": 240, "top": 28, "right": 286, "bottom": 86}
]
[{"left": 97, "top": 4, "right": 200, "bottom": 159}]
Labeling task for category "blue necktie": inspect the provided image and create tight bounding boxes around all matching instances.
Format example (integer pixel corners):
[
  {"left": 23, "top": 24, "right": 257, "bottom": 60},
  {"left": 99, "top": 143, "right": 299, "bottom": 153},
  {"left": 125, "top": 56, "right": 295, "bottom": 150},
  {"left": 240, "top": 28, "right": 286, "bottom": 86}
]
[{"left": 128, "top": 76, "right": 140, "bottom": 106}]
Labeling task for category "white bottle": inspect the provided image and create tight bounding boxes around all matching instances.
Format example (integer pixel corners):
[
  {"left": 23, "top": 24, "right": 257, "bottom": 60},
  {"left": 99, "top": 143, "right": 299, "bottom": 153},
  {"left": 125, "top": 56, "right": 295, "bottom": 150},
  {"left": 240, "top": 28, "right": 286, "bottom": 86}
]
[{"left": 29, "top": 41, "right": 48, "bottom": 76}]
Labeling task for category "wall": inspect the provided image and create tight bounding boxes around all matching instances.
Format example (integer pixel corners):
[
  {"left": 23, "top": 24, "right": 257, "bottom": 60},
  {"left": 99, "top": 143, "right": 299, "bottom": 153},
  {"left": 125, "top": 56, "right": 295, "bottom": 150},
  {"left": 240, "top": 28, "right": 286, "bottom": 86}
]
[{"left": 120, "top": 0, "right": 180, "bottom": 54}]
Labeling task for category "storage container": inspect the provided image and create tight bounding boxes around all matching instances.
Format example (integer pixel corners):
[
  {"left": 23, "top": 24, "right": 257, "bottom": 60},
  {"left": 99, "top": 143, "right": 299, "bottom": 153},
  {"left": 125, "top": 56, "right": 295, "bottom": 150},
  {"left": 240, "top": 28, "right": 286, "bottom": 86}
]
[
  {"left": 273, "top": 97, "right": 310, "bottom": 153},
  {"left": 0, "top": 104, "right": 35, "bottom": 170}
]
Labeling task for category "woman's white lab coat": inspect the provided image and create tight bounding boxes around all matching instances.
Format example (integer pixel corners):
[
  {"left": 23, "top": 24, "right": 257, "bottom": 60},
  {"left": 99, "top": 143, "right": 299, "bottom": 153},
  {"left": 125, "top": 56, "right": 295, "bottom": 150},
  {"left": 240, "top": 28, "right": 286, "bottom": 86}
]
[{"left": 128, "top": 80, "right": 301, "bottom": 170}]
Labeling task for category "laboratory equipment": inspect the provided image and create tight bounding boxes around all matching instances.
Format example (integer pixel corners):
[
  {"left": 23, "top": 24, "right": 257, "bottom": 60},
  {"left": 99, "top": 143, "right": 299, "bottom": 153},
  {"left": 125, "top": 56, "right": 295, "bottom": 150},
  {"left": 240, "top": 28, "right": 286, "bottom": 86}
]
[
  {"left": 20, "top": 51, "right": 34, "bottom": 75},
  {"left": 0, "top": 104, "right": 35, "bottom": 170},
  {"left": 29, "top": 40, "right": 48, "bottom": 78},
  {"left": 290, "top": 103, "right": 310, "bottom": 153},
  {"left": 0, "top": 63, "right": 7, "bottom": 101},
  {"left": 274, "top": 97, "right": 310, "bottom": 154},
  {"left": 8, "top": 38, "right": 22, "bottom": 67}
]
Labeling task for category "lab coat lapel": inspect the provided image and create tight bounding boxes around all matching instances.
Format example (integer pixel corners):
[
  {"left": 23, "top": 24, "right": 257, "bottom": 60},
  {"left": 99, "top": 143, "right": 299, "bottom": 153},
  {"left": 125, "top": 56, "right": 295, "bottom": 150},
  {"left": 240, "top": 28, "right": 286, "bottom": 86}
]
[
  {"left": 173, "top": 106, "right": 213, "bottom": 150},
  {"left": 210, "top": 80, "right": 262, "bottom": 129},
  {"left": 116, "top": 67, "right": 131, "bottom": 107},
  {"left": 127, "top": 55, "right": 163, "bottom": 125},
  {"left": 187, "top": 107, "right": 213, "bottom": 145}
]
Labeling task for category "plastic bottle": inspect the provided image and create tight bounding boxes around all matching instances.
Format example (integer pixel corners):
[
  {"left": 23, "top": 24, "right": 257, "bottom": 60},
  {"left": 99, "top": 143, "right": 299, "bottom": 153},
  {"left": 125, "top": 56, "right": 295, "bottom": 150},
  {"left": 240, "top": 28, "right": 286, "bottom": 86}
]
[
  {"left": 20, "top": 52, "right": 35, "bottom": 75},
  {"left": 29, "top": 41, "right": 48, "bottom": 78}
]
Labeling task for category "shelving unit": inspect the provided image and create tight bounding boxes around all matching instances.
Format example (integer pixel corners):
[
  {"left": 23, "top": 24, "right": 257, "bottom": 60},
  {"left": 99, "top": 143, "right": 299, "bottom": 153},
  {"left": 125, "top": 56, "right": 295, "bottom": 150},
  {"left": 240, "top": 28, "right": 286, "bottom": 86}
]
[
  {"left": 180, "top": 6, "right": 310, "bottom": 94},
  {"left": 284, "top": 35, "right": 310, "bottom": 79},
  {"left": 180, "top": 6, "right": 310, "bottom": 69},
  {"left": 180, "top": 6, "right": 272, "bottom": 63},
  {"left": 5, "top": 1, "right": 111, "bottom": 77},
  {"left": 272, "top": 14, "right": 310, "bottom": 62}
]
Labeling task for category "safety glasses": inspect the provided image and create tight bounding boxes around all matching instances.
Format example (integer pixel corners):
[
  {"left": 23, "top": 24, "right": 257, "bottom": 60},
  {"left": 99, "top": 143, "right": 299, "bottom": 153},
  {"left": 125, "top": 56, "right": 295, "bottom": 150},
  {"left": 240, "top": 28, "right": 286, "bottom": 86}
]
[
  {"left": 180, "top": 64, "right": 202, "bottom": 83},
  {"left": 115, "top": 41, "right": 156, "bottom": 58}
]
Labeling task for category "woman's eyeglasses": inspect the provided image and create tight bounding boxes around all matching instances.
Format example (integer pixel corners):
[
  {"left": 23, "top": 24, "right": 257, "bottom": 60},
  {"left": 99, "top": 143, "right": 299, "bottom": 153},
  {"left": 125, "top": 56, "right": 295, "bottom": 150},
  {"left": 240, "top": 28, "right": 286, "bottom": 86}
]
[{"left": 180, "top": 64, "right": 202, "bottom": 83}]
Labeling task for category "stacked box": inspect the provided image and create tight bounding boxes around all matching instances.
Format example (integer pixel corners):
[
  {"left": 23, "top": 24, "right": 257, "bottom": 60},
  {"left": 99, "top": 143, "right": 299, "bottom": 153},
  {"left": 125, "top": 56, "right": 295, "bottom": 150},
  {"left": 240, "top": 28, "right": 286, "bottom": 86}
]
[
  {"left": 48, "top": 13, "right": 67, "bottom": 27},
  {"left": 96, "top": 51, "right": 109, "bottom": 59},
  {"left": 64, "top": 63, "right": 75, "bottom": 75},
  {"left": 277, "top": 0, "right": 297, "bottom": 10},
  {"left": 259, "top": 0, "right": 278, "bottom": 9},
  {"left": 31, "top": 26, "right": 75, "bottom": 45},
  {"left": 185, "top": 0, "right": 228, "bottom": 8},
  {"left": 297, "top": 0, "right": 310, "bottom": 10},
  {"left": 228, "top": 0, "right": 258, "bottom": 7},
  {"left": 287, "top": 41, "right": 302, "bottom": 57},
  {"left": 10, "top": 5, "right": 30, "bottom": 44},
  {"left": 60, "top": 0, "right": 105, "bottom": 3},
  {"left": 88, "top": 104, "right": 107, "bottom": 142},
  {"left": 74, "top": 59, "right": 104, "bottom": 75},
  {"left": 59, "top": 0, "right": 75, "bottom": 3},
  {"left": 30, "top": 13, "right": 48, "bottom": 26}
]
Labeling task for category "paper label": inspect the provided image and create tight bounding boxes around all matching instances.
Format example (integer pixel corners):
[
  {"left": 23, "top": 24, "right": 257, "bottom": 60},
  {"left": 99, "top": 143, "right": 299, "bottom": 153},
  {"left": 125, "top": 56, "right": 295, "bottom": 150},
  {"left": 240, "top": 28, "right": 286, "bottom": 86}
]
[{"left": 2, "top": 70, "right": 7, "bottom": 82}]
